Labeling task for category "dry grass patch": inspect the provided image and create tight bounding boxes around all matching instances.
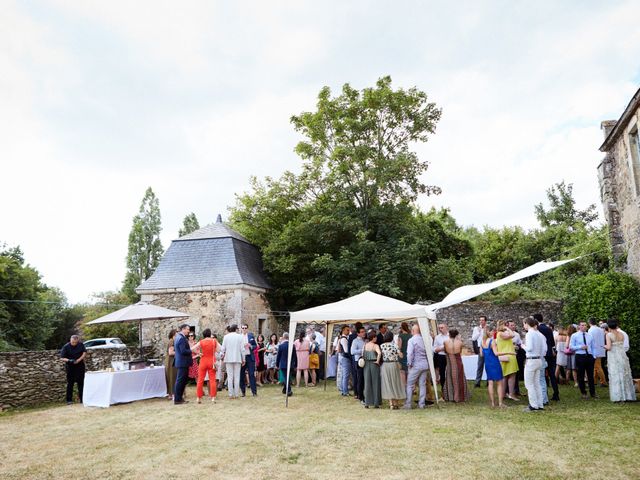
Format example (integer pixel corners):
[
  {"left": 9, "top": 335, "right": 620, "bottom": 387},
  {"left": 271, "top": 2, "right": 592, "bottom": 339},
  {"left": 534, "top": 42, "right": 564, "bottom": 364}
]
[{"left": 1, "top": 383, "right": 639, "bottom": 479}]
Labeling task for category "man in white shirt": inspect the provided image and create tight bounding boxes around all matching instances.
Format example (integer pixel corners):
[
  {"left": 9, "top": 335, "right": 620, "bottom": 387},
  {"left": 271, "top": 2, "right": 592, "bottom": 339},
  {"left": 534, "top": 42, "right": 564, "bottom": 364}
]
[
  {"left": 433, "top": 323, "right": 449, "bottom": 389},
  {"left": 522, "top": 317, "right": 547, "bottom": 412},
  {"left": 588, "top": 318, "right": 608, "bottom": 387},
  {"left": 471, "top": 316, "right": 487, "bottom": 387},
  {"left": 221, "top": 324, "right": 246, "bottom": 399}
]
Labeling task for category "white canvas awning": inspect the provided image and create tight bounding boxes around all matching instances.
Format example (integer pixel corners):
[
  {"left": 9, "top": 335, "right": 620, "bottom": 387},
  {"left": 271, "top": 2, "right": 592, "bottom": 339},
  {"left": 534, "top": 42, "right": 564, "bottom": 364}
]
[
  {"left": 286, "top": 291, "right": 438, "bottom": 407},
  {"left": 424, "top": 257, "right": 579, "bottom": 314}
]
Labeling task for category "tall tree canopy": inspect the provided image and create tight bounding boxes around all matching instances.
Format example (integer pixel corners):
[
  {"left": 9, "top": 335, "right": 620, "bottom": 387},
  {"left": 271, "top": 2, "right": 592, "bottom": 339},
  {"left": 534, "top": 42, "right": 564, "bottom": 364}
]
[
  {"left": 0, "top": 244, "right": 75, "bottom": 350},
  {"left": 123, "top": 187, "right": 163, "bottom": 301},
  {"left": 178, "top": 212, "right": 200, "bottom": 237},
  {"left": 231, "top": 77, "right": 462, "bottom": 310}
]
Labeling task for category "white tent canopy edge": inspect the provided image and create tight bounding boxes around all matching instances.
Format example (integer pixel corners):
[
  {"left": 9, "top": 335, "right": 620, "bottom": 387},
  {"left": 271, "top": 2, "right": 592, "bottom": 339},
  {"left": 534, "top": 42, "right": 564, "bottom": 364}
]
[{"left": 286, "top": 291, "right": 439, "bottom": 407}]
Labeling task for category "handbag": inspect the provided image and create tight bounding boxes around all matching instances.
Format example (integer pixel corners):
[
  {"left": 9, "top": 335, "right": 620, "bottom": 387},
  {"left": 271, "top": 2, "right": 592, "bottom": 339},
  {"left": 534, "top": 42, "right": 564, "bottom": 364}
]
[
  {"left": 498, "top": 355, "right": 510, "bottom": 363},
  {"left": 358, "top": 356, "right": 365, "bottom": 368},
  {"left": 564, "top": 347, "right": 574, "bottom": 355}
]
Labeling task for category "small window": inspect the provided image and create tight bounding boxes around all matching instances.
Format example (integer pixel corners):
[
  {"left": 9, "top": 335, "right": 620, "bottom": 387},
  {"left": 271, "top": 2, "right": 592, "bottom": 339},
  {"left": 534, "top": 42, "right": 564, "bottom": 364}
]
[
  {"left": 110, "top": 338, "right": 123, "bottom": 345},
  {"left": 629, "top": 128, "right": 640, "bottom": 196}
]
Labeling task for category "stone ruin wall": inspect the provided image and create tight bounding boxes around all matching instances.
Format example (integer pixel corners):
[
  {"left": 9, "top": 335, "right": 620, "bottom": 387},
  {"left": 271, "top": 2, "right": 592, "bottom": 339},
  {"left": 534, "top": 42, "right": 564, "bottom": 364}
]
[
  {"left": 141, "top": 288, "right": 276, "bottom": 357},
  {"left": 599, "top": 113, "right": 640, "bottom": 279},
  {"left": 0, "top": 346, "right": 156, "bottom": 409}
]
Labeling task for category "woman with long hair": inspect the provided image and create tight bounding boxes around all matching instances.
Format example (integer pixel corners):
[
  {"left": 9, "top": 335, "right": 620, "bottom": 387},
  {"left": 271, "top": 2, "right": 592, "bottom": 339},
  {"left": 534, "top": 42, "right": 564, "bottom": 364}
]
[
  {"left": 294, "top": 330, "right": 310, "bottom": 387},
  {"left": 255, "top": 334, "right": 266, "bottom": 386},
  {"left": 442, "top": 329, "right": 470, "bottom": 402}
]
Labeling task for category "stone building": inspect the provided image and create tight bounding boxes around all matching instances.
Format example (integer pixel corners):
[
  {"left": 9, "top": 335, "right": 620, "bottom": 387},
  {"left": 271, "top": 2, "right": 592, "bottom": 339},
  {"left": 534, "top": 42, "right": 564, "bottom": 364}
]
[
  {"left": 598, "top": 87, "right": 640, "bottom": 279},
  {"left": 136, "top": 216, "right": 275, "bottom": 354}
]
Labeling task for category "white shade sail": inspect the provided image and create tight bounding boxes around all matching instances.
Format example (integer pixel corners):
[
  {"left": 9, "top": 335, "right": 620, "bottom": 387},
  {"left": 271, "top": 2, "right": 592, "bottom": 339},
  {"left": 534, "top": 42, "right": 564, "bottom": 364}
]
[
  {"left": 86, "top": 302, "right": 190, "bottom": 325},
  {"left": 424, "top": 257, "right": 579, "bottom": 313}
]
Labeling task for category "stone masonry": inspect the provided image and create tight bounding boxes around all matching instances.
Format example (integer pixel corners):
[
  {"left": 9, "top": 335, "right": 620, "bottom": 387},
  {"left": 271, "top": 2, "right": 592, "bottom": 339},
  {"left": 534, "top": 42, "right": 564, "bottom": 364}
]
[
  {"left": 0, "top": 346, "right": 156, "bottom": 409},
  {"left": 599, "top": 88, "right": 640, "bottom": 279},
  {"left": 141, "top": 288, "right": 277, "bottom": 359}
]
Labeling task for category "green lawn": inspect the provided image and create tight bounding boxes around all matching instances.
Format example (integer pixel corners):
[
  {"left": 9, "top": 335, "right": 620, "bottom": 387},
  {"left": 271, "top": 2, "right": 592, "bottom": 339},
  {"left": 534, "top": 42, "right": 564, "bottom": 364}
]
[{"left": 1, "top": 382, "right": 638, "bottom": 480}]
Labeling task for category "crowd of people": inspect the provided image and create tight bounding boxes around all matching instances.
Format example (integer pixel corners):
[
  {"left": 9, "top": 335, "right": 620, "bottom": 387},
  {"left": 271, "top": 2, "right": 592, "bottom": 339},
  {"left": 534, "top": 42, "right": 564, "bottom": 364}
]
[{"left": 59, "top": 313, "right": 635, "bottom": 409}]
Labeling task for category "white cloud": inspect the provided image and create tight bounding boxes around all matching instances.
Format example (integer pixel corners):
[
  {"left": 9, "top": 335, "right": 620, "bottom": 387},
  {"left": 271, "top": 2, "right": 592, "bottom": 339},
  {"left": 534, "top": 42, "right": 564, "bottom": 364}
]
[{"left": 1, "top": 0, "right": 640, "bottom": 302}]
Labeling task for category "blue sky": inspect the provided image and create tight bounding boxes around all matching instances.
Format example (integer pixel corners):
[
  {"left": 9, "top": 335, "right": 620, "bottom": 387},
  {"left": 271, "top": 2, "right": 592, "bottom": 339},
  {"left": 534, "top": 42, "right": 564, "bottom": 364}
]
[{"left": 1, "top": 0, "right": 639, "bottom": 303}]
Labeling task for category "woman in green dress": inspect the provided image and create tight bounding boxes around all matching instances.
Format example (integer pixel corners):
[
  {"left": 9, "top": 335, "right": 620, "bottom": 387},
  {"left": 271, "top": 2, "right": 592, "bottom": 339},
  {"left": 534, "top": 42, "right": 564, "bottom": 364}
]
[
  {"left": 363, "top": 330, "right": 382, "bottom": 408},
  {"left": 496, "top": 321, "right": 519, "bottom": 401}
]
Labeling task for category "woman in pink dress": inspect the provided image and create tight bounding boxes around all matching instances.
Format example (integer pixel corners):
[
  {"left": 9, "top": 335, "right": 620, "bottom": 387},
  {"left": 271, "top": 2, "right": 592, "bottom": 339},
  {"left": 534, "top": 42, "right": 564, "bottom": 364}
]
[{"left": 294, "top": 331, "right": 310, "bottom": 387}]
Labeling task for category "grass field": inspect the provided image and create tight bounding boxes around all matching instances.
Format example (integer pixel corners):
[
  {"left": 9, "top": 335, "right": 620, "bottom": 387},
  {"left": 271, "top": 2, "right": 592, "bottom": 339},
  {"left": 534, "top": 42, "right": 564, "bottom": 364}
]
[{"left": 1, "top": 381, "right": 638, "bottom": 480}]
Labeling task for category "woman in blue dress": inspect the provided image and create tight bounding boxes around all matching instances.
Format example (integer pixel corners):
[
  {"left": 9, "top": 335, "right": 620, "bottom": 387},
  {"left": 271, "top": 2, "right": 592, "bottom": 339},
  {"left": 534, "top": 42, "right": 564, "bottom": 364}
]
[{"left": 482, "top": 324, "right": 505, "bottom": 408}]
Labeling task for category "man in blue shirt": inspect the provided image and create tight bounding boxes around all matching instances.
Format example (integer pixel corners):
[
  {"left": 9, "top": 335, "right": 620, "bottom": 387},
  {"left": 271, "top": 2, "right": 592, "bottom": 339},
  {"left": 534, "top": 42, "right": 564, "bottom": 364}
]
[{"left": 569, "top": 321, "right": 596, "bottom": 399}]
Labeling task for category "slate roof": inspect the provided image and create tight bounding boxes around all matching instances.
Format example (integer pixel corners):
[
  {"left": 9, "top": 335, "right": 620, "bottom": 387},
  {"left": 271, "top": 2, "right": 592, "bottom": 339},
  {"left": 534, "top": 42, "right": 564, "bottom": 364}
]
[{"left": 136, "top": 219, "right": 271, "bottom": 292}]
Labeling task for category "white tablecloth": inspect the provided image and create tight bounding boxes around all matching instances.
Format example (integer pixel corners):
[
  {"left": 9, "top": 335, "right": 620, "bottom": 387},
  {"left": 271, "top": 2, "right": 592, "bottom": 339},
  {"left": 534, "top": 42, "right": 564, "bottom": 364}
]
[
  {"left": 461, "top": 355, "right": 486, "bottom": 381},
  {"left": 83, "top": 367, "right": 167, "bottom": 408}
]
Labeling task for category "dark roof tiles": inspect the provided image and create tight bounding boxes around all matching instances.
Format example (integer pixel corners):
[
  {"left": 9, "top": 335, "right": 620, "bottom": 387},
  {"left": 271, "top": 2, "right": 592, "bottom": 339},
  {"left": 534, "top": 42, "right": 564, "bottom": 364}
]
[{"left": 137, "top": 223, "right": 270, "bottom": 292}]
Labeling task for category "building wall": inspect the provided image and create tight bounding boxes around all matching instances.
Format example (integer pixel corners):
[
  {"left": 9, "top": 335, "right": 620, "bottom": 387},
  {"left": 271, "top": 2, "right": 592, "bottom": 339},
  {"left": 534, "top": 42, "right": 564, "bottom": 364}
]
[
  {"left": 599, "top": 109, "right": 640, "bottom": 279},
  {"left": 140, "top": 287, "right": 275, "bottom": 357}
]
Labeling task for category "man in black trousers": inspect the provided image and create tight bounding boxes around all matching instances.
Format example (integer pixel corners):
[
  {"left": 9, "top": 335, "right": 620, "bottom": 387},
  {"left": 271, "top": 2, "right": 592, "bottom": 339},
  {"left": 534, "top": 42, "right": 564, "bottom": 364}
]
[
  {"left": 173, "top": 324, "right": 193, "bottom": 404},
  {"left": 60, "top": 335, "right": 87, "bottom": 405},
  {"left": 534, "top": 313, "right": 560, "bottom": 401}
]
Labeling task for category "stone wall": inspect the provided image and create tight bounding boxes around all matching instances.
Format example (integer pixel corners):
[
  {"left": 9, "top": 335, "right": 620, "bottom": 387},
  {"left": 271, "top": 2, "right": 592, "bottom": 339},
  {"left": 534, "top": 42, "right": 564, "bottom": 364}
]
[
  {"left": 0, "top": 346, "right": 156, "bottom": 409},
  {"left": 141, "top": 288, "right": 275, "bottom": 358},
  {"left": 303, "top": 300, "right": 563, "bottom": 351},
  {"left": 599, "top": 109, "right": 640, "bottom": 279},
  {"left": 436, "top": 300, "right": 563, "bottom": 348}
]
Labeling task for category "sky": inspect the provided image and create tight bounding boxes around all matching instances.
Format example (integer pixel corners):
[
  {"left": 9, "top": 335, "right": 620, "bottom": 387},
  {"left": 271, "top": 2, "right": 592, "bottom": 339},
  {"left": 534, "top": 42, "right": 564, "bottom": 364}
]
[{"left": 1, "top": 0, "right": 639, "bottom": 304}]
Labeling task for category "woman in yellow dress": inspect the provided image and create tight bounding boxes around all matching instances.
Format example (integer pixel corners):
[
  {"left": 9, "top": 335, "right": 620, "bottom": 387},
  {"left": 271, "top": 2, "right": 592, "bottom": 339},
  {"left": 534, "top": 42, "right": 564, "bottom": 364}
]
[{"left": 495, "top": 321, "right": 519, "bottom": 401}]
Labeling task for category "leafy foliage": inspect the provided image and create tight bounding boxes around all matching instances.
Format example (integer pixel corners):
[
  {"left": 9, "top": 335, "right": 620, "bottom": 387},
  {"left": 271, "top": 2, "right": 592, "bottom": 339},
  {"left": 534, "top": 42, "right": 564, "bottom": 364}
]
[
  {"left": 178, "top": 212, "right": 200, "bottom": 237},
  {"left": 534, "top": 181, "right": 599, "bottom": 228},
  {"left": 562, "top": 272, "right": 640, "bottom": 375},
  {"left": 231, "top": 77, "right": 457, "bottom": 310},
  {"left": 123, "top": 187, "right": 164, "bottom": 301},
  {"left": 0, "top": 244, "right": 77, "bottom": 350}
]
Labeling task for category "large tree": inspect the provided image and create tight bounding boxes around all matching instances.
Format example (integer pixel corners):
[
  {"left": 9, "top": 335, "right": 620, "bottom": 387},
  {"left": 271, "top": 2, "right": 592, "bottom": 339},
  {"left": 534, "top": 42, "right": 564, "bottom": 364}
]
[
  {"left": 0, "top": 244, "right": 74, "bottom": 350},
  {"left": 231, "top": 77, "right": 460, "bottom": 310},
  {"left": 178, "top": 212, "right": 200, "bottom": 237},
  {"left": 123, "top": 187, "right": 163, "bottom": 301}
]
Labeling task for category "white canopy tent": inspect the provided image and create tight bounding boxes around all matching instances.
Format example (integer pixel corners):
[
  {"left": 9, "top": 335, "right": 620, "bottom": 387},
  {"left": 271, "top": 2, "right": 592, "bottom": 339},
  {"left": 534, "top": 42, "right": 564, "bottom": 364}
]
[{"left": 286, "top": 291, "right": 439, "bottom": 407}]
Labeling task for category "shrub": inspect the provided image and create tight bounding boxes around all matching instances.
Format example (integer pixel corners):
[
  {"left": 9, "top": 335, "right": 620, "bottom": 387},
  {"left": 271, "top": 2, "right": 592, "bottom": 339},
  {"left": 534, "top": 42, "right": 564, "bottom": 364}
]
[{"left": 563, "top": 271, "right": 640, "bottom": 376}]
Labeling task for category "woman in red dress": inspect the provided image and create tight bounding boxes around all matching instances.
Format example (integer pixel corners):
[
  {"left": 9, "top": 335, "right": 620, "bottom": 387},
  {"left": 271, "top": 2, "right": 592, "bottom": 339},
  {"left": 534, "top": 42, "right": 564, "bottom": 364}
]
[{"left": 190, "top": 328, "right": 219, "bottom": 403}]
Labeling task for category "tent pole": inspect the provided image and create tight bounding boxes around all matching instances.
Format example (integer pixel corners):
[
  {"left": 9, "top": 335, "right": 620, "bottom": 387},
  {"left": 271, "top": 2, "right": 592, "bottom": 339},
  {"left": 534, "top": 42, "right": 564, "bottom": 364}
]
[
  {"left": 138, "top": 320, "right": 143, "bottom": 359},
  {"left": 323, "top": 321, "right": 328, "bottom": 391}
]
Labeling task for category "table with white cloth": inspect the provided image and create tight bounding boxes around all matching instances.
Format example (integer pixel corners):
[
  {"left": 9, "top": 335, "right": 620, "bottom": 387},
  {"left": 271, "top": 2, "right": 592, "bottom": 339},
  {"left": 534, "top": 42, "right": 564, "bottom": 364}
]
[
  {"left": 461, "top": 355, "right": 486, "bottom": 381},
  {"left": 83, "top": 367, "right": 167, "bottom": 408}
]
